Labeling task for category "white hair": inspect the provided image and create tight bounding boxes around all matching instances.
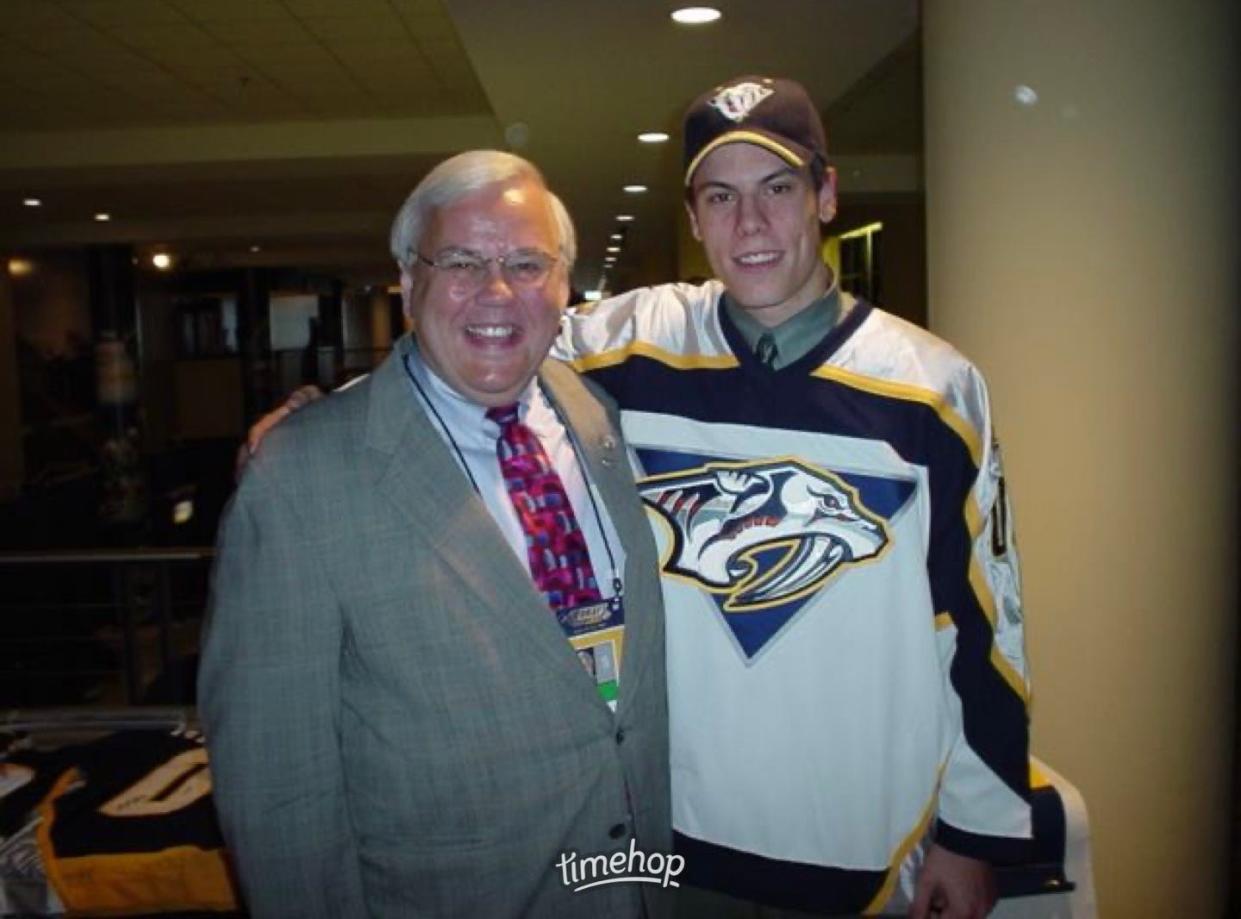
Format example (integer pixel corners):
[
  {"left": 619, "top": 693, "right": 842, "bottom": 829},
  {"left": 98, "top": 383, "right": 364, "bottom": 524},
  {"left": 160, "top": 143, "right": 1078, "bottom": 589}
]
[{"left": 389, "top": 149, "right": 576, "bottom": 271}]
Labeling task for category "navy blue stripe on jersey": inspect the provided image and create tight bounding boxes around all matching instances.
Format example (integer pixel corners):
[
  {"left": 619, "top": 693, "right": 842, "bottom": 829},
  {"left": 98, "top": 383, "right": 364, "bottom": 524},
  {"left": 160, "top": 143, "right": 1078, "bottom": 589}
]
[
  {"left": 994, "top": 784, "right": 1072, "bottom": 897},
  {"left": 674, "top": 830, "right": 886, "bottom": 915}
]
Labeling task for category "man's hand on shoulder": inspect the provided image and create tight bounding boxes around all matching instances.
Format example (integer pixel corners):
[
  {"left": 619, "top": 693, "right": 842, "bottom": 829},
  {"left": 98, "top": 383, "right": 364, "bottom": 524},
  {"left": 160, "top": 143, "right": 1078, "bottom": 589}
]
[
  {"left": 909, "top": 844, "right": 996, "bottom": 919},
  {"left": 234, "top": 384, "right": 325, "bottom": 478}
]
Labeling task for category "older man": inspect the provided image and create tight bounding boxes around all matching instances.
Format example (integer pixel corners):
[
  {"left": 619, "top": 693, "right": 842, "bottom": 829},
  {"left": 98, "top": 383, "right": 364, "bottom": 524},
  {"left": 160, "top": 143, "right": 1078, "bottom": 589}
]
[{"left": 199, "top": 151, "right": 671, "bottom": 918}]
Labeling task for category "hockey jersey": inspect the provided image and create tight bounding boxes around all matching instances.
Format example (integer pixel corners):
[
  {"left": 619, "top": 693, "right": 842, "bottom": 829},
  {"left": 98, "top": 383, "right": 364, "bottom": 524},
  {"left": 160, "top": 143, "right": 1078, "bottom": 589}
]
[
  {"left": 2, "top": 729, "right": 238, "bottom": 916},
  {"left": 555, "top": 280, "right": 1031, "bottom": 914}
]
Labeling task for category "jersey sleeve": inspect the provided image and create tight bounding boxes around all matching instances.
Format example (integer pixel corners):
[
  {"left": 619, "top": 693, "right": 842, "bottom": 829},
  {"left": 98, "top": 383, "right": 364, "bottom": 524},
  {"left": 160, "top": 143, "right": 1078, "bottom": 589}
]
[
  {"left": 551, "top": 288, "right": 651, "bottom": 402},
  {"left": 553, "top": 282, "right": 723, "bottom": 404},
  {"left": 198, "top": 454, "right": 367, "bottom": 917},
  {"left": 928, "top": 363, "right": 1033, "bottom": 861}
]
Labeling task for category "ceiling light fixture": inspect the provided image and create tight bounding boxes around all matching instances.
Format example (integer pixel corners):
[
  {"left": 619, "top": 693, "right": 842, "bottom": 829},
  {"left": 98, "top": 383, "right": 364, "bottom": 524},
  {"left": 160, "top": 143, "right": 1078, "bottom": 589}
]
[
  {"left": 616, "top": 214, "right": 635, "bottom": 222},
  {"left": 22, "top": 197, "right": 41, "bottom": 207},
  {"left": 671, "top": 7, "right": 722, "bottom": 25},
  {"left": 606, "top": 246, "right": 621, "bottom": 254},
  {"left": 610, "top": 233, "right": 623, "bottom": 241},
  {"left": 249, "top": 244, "right": 262, "bottom": 253},
  {"left": 623, "top": 185, "right": 648, "bottom": 194},
  {"left": 152, "top": 253, "right": 172, "bottom": 270},
  {"left": 637, "top": 132, "right": 670, "bottom": 144},
  {"left": 94, "top": 212, "right": 111, "bottom": 222}
]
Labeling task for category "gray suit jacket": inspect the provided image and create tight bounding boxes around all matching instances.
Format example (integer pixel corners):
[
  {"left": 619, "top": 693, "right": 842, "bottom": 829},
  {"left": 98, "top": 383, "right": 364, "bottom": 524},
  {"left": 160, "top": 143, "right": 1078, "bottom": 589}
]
[{"left": 199, "top": 335, "right": 670, "bottom": 918}]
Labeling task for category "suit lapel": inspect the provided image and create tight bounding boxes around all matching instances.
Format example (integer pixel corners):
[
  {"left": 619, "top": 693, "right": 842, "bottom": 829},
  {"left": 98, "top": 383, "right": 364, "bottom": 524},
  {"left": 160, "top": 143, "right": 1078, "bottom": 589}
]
[{"left": 363, "top": 339, "right": 608, "bottom": 707}]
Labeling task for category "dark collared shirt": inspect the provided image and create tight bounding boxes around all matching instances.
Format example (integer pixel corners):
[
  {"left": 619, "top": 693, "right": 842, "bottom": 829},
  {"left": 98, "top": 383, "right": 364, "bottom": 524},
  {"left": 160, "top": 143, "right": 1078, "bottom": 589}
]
[{"left": 721, "top": 281, "right": 842, "bottom": 370}]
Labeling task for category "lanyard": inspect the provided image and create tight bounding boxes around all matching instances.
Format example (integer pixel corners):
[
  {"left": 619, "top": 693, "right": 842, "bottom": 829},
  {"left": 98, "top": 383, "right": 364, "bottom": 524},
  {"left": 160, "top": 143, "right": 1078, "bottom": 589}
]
[{"left": 402, "top": 352, "right": 623, "bottom": 597}]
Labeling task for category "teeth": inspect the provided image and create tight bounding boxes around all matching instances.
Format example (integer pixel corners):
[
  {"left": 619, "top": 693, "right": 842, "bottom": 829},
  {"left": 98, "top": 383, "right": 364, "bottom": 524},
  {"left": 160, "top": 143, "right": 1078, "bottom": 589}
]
[
  {"left": 737, "top": 252, "right": 778, "bottom": 265},
  {"left": 467, "top": 324, "right": 515, "bottom": 338}
]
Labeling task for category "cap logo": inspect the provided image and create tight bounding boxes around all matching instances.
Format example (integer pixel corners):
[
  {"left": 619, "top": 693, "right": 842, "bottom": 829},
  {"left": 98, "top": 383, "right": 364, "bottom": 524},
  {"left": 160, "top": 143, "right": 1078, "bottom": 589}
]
[{"left": 709, "top": 82, "right": 773, "bottom": 124}]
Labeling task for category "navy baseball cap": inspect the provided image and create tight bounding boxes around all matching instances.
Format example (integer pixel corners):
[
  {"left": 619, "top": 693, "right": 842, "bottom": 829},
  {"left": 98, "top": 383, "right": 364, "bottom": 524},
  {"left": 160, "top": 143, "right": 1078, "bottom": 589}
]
[{"left": 683, "top": 75, "right": 828, "bottom": 185}]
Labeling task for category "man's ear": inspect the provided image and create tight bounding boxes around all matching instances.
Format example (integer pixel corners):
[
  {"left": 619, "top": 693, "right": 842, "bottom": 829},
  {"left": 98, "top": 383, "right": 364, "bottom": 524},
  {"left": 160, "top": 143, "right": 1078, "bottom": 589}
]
[
  {"left": 817, "top": 166, "right": 838, "bottom": 225},
  {"left": 399, "top": 269, "right": 416, "bottom": 323},
  {"left": 685, "top": 199, "right": 703, "bottom": 241}
]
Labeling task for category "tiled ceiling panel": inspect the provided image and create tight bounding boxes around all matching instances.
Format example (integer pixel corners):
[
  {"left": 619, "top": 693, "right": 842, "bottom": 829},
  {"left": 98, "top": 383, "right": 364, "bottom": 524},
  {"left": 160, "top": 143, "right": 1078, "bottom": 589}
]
[{"left": 0, "top": 0, "right": 489, "bottom": 129}]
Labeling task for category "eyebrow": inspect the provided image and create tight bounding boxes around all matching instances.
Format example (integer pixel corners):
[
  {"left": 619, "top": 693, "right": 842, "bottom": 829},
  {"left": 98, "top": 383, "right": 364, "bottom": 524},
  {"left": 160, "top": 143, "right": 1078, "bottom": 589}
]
[{"left": 693, "top": 165, "right": 802, "bottom": 194}]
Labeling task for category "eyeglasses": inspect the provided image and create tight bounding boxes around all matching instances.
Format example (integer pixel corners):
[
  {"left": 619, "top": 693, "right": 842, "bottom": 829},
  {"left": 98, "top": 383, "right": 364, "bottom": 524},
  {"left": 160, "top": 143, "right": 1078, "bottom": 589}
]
[{"left": 415, "top": 248, "right": 562, "bottom": 291}]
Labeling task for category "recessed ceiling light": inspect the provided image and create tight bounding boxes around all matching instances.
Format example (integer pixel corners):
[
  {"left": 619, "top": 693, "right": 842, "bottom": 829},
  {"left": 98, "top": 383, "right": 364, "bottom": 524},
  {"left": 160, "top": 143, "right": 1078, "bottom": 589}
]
[
  {"left": 606, "top": 246, "right": 621, "bottom": 254},
  {"left": 604, "top": 256, "right": 617, "bottom": 263},
  {"left": 22, "top": 197, "right": 41, "bottom": 207},
  {"left": 249, "top": 244, "right": 262, "bottom": 253},
  {"left": 638, "top": 132, "right": 670, "bottom": 144},
  {"left": 8, "top": 258, "right": 34, "bottom": 277},
  {"left": 151, "top": 253, "right": 172, "bottom": 270},
  {"left": 94, "top": 212, "right": 111, "bottom": 222},
  {"left": 623, "top": 185, "right": 648, "bottom": 194},
  {"left": 671, "top": 7, "right": 722, "bottom": 25},
  {"left": 610, "top": 233, "right": 623, "bottom": 241},
  {"left": 616, "top": 214, "right": 635, "bottom": 222}
]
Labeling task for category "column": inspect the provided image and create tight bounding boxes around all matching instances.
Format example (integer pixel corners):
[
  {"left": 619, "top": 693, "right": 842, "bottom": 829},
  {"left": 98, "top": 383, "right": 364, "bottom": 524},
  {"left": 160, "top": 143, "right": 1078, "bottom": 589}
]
[{"left": 923, "top": 2, "right": 1238, "bottom": 916}]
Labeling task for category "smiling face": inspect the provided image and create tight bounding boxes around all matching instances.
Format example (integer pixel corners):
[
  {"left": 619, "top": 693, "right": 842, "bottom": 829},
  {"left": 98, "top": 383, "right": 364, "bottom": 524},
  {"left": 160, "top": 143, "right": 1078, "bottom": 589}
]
[
  {"left": 401, "top": 177, "right": 568, "bottom": 407},
  {"left": 687, "top": 142, "right": 837, "bottom": 327}
]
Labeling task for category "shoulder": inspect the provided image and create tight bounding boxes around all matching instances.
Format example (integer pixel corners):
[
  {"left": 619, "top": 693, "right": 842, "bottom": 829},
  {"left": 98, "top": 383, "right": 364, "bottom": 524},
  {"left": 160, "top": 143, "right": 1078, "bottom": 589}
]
[
  {"left": 555, "top": 280, "right": 729, "bottom": 370},
  {"left": 831, "top": 304, "right": 994, "bottom": 448},
  {"left": 838, "top": 305, "right": 990, "bottom": 405},
  {"left": 241, "top": 369, "right": 378, "bottom": 494},
  {"left": 589, "top": 279, "right": 723, "bottom": 316},
  {"left": 843, "top": 305, "right": 979, "bottom": 390}
]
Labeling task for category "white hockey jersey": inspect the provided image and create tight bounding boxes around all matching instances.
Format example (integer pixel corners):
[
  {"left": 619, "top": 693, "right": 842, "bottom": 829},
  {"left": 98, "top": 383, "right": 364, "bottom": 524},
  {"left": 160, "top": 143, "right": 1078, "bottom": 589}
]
[{"left": 555, "top": 281, "right": 1031, "bottom": 914}]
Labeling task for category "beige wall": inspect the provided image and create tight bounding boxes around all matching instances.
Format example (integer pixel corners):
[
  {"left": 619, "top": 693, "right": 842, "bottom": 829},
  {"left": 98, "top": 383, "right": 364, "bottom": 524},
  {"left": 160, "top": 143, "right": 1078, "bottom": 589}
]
[{"left": 924, "top": 1, "right": 1238, "bottom": 915}]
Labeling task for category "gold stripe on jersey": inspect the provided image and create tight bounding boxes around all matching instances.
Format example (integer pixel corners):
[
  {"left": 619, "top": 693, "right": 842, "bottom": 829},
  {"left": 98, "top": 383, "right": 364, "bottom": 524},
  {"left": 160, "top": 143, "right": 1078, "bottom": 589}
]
[
  {"left": 864, "top": 764, "right": 945, "bottom": 914},
  {"left": 36, "top": 768, "right": 237, "bottom": 915},
  {"left": 569, "top": 340, "right": 740, "bottom": 374},
  {"left": 934, "top": 611, "right": 955, "bottom": 631},
  {"left": 1030, "top": 762, "right": 1051, "bottom": 789},
  {"left": 809, "top": 364, "right": 983, "bottom": 467}
]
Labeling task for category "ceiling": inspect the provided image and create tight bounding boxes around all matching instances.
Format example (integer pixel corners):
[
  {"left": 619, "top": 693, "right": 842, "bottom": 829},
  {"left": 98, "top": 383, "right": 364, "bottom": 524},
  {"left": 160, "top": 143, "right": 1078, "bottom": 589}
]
[{"left": 0, "top": 0, "right": 922, "bottom": 292}]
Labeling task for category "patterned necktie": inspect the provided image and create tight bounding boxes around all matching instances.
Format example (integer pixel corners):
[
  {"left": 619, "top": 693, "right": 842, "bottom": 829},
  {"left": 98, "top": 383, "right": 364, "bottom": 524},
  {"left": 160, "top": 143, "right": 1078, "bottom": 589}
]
[
  {"left": 755, "top": 332, "right": 779, "bottom": 368},
  {"left": 487, "top": 403, "right": 602, "bottom": 612}
]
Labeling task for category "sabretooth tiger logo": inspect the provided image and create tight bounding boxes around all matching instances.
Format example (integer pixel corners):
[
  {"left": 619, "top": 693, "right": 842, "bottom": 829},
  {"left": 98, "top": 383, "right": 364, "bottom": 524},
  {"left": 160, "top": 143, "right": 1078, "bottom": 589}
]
[
  {"left": 709, "top": 81, "right": 773, "bottom": 123},
  {"left": 639, "top": 458, "right": 892, "bottom": 657}
]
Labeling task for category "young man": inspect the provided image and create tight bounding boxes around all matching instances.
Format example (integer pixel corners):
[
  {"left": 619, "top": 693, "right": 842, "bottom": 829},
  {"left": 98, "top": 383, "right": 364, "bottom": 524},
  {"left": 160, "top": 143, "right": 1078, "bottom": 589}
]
[
  {"left": 554, "top": 76, "right": 1030, "bottom": 918},
  {"left": 247, "top": 77, "right": 1031, "bottom": 918}
]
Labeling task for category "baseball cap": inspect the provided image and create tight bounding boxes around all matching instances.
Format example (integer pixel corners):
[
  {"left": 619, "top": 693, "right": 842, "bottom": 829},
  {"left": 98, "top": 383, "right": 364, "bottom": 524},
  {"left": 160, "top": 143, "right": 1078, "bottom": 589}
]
[{"left": 683, "top": 75, "right": 827, "bottom": 185}]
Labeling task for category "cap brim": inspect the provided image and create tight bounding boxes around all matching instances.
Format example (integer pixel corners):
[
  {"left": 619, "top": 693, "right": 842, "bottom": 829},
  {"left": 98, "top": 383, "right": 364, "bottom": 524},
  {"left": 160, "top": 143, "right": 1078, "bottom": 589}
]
[{"left": 684, "top": 130, "right": 809, "bottom": 185}]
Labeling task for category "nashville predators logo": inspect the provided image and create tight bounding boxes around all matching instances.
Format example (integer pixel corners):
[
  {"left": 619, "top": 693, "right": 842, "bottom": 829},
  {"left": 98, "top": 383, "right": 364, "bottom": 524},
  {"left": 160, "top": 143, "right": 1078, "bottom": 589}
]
[
  {"left": 639, "top": 458, "right": 890, "bottom": 624},
  {"left": 709, "top": 81, "right": 774, "bottom": 123}
]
